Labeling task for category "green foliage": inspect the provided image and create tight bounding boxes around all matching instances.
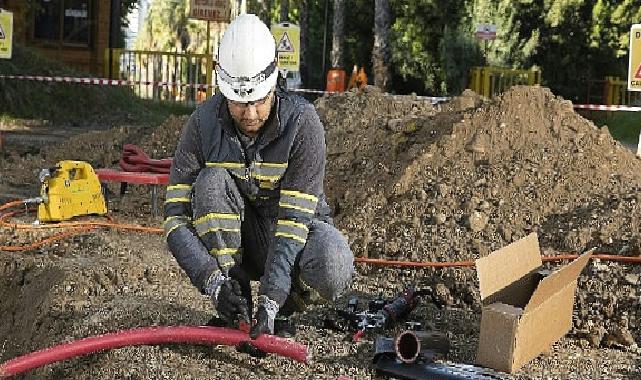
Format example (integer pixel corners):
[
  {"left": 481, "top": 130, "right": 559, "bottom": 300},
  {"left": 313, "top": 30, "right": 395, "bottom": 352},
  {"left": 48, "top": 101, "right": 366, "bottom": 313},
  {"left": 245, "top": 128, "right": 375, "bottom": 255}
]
[
  {"left": 389, "top": 0, "right": 469, "bottom": 94},
  {"left": 439, "top": 26, "right": 485, "bottom": 94},
  {"left": 344, "top": 0, "right": 374, "bottom": 76},
  {"left": 131, "top": 0, "right": 641, "bottom": 99}
]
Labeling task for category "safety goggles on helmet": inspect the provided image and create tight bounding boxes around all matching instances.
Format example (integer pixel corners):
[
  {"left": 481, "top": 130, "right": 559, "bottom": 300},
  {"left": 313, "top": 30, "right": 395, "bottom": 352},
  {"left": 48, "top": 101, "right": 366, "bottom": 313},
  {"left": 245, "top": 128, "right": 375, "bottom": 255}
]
[
  {"left": 216, "top": 61, "right": 277, "bottom": 98},
  {"left": 227, "top": 90, "right": 273, "bottom": 108}
]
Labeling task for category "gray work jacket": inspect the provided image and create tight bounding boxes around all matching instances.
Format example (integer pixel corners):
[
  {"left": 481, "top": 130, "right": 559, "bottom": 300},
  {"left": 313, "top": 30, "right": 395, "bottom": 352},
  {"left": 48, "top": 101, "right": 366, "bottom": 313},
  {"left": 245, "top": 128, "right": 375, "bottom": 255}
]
[{"left": 164, "top": 89, "right": 330, "bottom": 305}]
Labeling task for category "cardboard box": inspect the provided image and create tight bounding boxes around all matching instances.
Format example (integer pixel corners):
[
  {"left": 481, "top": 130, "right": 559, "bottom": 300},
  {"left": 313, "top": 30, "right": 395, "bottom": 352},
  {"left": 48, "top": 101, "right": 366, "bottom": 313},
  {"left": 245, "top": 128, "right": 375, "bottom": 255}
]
[{"left": 475, "top": 233, "right": 592, "bottom": 373}]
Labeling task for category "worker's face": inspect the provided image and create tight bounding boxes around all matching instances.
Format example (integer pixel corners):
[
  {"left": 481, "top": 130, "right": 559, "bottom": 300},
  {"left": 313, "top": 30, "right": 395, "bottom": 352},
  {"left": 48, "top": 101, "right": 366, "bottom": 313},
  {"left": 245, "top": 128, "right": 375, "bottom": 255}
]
[{"left": 227, "top": 89, "right": 275, "bottom": 137}]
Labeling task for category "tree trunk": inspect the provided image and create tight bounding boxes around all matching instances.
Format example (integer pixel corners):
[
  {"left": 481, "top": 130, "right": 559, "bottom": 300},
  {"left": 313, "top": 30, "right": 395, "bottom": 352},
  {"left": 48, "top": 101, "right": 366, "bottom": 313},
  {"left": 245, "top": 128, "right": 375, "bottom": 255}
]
[
  {"left": 280, "top": 0, "right": 289, "bottom": 22},
  {"left": 330, "top": 0, "right": 345, "bottom": 69},
  {"left": 299, "top": 0, "right": 309, "bottom": 86},
  {"left": 249, "top": 0, "right": 273, "bottom": 27},
  {"left": 373, "top": 0, "right": 392, "bottom": 91}
]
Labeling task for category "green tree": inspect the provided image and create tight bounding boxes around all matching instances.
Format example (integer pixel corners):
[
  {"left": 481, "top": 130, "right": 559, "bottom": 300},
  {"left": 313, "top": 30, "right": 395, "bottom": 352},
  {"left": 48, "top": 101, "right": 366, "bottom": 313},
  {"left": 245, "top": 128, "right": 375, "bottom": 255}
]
[{"left": 439, "top": 26, "right": 484, "bottom": 94}]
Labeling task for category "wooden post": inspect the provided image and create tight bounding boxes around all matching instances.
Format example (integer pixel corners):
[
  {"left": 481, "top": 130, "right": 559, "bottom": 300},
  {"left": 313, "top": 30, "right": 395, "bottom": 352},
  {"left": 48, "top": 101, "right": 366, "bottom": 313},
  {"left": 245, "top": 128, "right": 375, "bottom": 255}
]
[{"left": 206, "top": 21, "right": 211, "bottom": 55}]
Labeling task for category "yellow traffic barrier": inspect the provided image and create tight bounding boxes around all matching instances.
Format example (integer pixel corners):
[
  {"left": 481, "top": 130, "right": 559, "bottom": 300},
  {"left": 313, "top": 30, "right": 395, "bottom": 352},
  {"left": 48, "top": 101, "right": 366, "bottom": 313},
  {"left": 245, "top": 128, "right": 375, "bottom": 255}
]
[
  {"left": 468, "top": 66, "right": 540, "bottom": 98},
  {"left": 603, "top": 76, "right": 641, "bottom": 106},
  {"left": 104, "top": 49, "right": 214, "bottom": 105}
]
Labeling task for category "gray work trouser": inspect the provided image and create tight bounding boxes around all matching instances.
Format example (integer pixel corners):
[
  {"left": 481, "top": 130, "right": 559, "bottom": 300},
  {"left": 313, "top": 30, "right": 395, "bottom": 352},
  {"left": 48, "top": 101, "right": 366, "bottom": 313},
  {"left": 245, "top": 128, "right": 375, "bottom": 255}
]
[{"left": 192, "top": 167, "right": 354, "bottom": 313}]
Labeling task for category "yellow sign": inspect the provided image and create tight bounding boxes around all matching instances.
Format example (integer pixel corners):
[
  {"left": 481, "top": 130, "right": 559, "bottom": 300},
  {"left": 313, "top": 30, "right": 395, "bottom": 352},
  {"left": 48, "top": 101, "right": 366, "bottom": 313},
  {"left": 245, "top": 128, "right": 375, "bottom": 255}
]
[
  {"left": 628, "top": 24, "right": 641, "bottom": 91},
  {"left": 271, "top": 23, "right": 300, "bottom": 72},
  {"left": 0, "top": 10, "right": 13, "bottom": 59}
]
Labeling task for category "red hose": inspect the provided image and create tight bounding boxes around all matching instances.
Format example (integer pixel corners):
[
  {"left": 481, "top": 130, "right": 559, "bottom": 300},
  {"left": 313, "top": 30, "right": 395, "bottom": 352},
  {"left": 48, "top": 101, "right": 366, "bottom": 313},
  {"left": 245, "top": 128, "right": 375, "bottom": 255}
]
[{"left": 0, "top": 326, "right": 309, "bottom": 378}]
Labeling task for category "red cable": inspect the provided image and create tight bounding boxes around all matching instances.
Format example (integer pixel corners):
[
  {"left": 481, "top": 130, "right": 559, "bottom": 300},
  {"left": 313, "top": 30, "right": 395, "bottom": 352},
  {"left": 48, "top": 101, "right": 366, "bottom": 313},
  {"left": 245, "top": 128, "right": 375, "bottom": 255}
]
[{"left": 0, "top": 326, "right": 309, "bottom": 378}]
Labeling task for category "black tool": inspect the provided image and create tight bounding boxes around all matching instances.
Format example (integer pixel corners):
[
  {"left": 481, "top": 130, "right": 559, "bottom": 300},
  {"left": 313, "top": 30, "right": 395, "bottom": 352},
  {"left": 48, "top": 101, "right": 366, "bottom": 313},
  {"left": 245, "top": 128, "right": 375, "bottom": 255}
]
[{"left": 325, "top": 286, "right": 427, "bottom": 342}]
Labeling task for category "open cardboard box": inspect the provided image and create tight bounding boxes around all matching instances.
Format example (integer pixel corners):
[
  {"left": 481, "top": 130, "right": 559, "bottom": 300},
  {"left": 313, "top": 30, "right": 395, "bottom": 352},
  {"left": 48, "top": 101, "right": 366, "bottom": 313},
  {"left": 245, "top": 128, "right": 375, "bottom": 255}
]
[{"left": 475, "top": 233, "right": 592, "bottom": 373}]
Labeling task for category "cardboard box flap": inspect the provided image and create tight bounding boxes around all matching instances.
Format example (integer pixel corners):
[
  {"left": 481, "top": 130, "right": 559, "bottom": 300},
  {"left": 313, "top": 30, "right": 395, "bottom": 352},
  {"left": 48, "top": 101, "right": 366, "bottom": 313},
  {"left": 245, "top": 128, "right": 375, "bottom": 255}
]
[
  {"left": 524, "top": 250, "right": 593, "bottom": 313},
  {"left": 476, "top": 233, "right": 543, "bottom": 301}
]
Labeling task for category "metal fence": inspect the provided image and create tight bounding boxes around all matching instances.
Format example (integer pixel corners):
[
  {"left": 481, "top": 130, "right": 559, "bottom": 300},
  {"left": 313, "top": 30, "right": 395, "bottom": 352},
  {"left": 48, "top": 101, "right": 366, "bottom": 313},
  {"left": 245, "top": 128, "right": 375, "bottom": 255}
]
[
  {"left": 104, "top": 49, "right": 214, "bottom": 105},
  {"left": 468, "top": 66, "right": 541, "bottom": 98},
  {"left": 601, "top": 76, "right": 641, "bottom": 106}
]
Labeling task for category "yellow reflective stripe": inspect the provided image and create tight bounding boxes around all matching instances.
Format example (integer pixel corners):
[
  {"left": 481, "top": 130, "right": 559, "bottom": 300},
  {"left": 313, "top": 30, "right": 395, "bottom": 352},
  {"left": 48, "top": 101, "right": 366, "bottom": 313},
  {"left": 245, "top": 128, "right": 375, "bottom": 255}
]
[
  {"left": 209, "top": 248, "right": 239, "bottom": 256},
  {"left": 259, "top": 181, "right": 277, "bottom": 190},
  {"left": 281, "top": 190, "right": 319, "bottom": 203},
  {"left": 163, "top": 216, "right": 189, "bottom": 237},
  {"left": 164, "top": 197, "right": 190, "bottom": 204},
  {"left": 255, "top": 162, "right": 288, "bottom": 168},
  {"left": 167, "top": 184, "right": 192, "bottom": 190},
  {"left": 253, "top": 174, "right": 282, "bottom": 181},
  {"left": 194, "top": 212, "right": 240, "bottom": 226},
  {"left": 165, "top": 225, "right": 181, "bottom": 237},
  {"left": 278, "top": 202, "right": 315, "bottom": 214},
  {"left": 206, "top": 162, "right": 244, "bottom": 169},
  {"left": 277, "top": 219, "right": 309, "bottom": 232},
  {"left": 275, "top": 232, "right": 307, "bottom": 243}
]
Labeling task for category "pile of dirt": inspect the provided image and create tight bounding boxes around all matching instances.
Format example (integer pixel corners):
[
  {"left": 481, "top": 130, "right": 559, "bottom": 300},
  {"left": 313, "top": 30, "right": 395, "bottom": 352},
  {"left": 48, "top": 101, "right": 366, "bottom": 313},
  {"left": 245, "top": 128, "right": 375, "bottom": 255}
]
[
  {"left": 1, "top": 86, "right": 640, "bottom": 379},
  {"left": 319, "top": 86, "right": 641, "bottom": 348}
]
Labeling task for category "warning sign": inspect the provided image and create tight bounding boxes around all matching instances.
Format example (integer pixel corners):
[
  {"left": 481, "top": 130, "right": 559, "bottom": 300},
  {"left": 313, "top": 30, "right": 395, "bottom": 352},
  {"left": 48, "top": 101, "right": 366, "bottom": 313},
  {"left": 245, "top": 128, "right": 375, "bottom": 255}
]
[
  {"left": 277, "top": 32, "right": 294, "bottom": 52},
  {"left": 628, "top": 24, "right": 641, "bottom": 91},
  {"left": 0, "top": 10, "right": 13, "bottom": 59},
  {"left": 635, "top": 64, "right": 641, "bottom": 79},
  {"left": 271, "top": 23, "right": 300, "bottom": 72},
  {"left": 189, "top": 0, "right": 230, "bottom": 22}
]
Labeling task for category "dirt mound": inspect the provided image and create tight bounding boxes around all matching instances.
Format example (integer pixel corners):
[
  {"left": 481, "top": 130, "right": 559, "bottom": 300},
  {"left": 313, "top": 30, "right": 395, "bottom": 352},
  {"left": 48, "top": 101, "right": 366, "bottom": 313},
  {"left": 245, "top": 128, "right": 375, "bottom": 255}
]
[
  {"left": 320, "top": 85, "right": 641, "bottom": 349},
  {"left": 323, "top": 86, "right": 640, "bottom": 260},
  {"left": 1, "top": 86, "right": 640, "bottom": 378}
]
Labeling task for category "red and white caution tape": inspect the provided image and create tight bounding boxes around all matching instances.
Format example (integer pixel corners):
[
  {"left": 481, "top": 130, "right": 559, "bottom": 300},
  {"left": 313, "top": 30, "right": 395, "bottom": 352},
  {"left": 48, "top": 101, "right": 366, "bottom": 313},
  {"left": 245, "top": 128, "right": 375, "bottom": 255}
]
[
  {"left": 0, "top": 75, "right": 214, "bottom": 89},
  {"left": 573, "top": 104, "right": 641, "bottom": 112},
  {"left": 0, "top": 74, "right": 452, "bottom": 103}
]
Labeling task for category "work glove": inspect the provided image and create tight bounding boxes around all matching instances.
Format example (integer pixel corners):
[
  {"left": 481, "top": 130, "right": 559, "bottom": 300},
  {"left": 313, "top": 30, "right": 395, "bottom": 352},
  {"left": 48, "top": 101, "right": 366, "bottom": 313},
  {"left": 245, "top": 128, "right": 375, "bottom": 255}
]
[
  {"left": 249, "top": 295, "right": 280, "bottom": 339},
  {"left": 204, "top": 271, "right": 250, "bottom": 325}
]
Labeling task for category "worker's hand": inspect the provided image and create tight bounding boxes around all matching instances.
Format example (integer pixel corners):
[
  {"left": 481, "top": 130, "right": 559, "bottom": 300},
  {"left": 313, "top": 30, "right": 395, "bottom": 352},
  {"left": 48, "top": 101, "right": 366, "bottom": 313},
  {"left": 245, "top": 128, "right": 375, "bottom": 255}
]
[
  {"left": 249, "top": 295, "right": 279, "bottom": 339},
  {"left": 205, "top": 272, "right": 250, "bottom": 325},
  {"left": 217, "top": 279, "right": 250, "bottom": 324}
]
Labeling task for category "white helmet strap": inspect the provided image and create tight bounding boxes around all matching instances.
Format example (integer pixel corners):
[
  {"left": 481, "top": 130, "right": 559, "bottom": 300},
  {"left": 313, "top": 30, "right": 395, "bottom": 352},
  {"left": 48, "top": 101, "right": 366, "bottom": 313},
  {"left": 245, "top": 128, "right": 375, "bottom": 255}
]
[{"left": 217, "top": 61, "right": 277, "bottom": 98}]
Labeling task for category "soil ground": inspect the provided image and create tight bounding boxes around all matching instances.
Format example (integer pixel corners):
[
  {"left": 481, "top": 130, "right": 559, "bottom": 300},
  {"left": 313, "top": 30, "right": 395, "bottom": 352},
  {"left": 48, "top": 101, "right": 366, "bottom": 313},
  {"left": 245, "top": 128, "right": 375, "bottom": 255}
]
[{"left": 1, "top": 86, "right": 641, "bottom": 379}]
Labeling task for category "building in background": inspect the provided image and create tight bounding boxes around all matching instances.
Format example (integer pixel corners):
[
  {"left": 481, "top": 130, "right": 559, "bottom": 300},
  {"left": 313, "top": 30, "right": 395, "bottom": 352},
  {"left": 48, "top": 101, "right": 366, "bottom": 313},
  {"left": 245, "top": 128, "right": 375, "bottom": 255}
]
[{"left": 1, "top": 0, "right": 121, "bottom": 75}]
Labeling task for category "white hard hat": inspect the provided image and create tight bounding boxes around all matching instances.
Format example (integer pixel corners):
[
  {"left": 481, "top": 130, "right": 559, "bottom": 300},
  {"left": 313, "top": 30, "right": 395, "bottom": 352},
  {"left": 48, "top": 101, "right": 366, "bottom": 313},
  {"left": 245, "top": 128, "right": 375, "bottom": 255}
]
[{"left": 216, "top": 14, "right": 278, "bottom": 102}]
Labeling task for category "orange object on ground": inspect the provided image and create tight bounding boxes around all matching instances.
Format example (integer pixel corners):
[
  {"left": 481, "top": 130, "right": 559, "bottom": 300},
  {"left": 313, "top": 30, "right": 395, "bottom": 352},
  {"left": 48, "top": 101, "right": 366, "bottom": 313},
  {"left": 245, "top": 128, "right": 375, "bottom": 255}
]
[
  {"left": 326, "top": 68, "right": 346, "bottom": 92},
  {"left": 347, "top": 65, "right": 367, "bottom": 91}
]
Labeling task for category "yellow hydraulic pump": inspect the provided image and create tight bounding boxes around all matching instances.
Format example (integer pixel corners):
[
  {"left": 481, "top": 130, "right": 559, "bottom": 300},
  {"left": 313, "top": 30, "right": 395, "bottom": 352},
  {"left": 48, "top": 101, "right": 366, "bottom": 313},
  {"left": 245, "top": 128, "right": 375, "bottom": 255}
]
[{"left": 37, "top": 160, "right": 107, "bottom": 222}]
